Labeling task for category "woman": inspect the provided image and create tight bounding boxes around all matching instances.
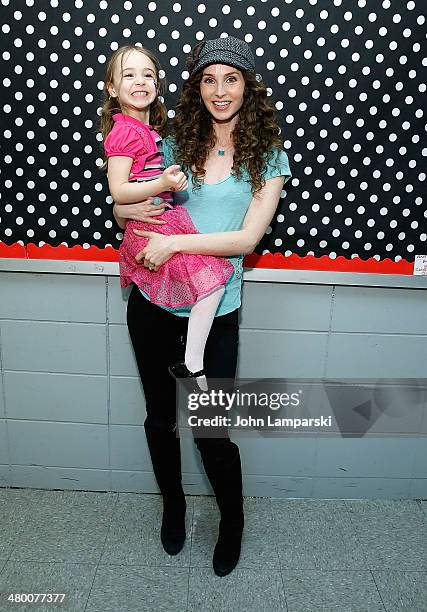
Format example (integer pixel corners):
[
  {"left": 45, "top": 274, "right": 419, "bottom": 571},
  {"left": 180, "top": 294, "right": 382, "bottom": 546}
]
[{"left": 113, "top": 36, "right": 292, "bottom": 577}]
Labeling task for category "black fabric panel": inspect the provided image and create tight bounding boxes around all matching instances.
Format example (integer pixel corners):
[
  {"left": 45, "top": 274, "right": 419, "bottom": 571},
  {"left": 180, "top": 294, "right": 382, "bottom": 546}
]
[{"left": 0, "top": 0, "right": 425, "bottom": 262}]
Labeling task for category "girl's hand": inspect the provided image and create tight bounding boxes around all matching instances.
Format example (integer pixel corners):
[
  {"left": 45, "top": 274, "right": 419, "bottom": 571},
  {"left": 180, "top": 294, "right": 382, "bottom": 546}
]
[
  {"left": 133, "top": 230, "right": 177, "bottom": 272},
  {"left": 161, "top": 165, "right": 188, "bottom": 193},
  {"left": 113, "top": 199, "right": 167, "bottom": 224}
]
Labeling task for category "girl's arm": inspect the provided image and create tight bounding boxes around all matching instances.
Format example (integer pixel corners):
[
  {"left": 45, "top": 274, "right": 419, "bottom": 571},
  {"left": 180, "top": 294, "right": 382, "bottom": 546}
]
[
  {"left": 135, "top": 175, "right": 285, "bottom": 269},
  {"left": 107, "top": 156, "right": 187, "bottom": 204}
]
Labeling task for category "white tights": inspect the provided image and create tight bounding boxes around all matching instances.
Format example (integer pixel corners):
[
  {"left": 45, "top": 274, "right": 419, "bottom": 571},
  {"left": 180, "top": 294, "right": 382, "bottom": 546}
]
[{"left": 184, "top": 285, "right": 225, "bottom": 391}]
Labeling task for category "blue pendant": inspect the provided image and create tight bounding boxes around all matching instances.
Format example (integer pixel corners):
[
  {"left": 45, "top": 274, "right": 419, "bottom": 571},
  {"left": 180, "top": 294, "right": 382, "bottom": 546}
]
[{"left": 217, "top": 149, "right": 225, "bottom": 156}]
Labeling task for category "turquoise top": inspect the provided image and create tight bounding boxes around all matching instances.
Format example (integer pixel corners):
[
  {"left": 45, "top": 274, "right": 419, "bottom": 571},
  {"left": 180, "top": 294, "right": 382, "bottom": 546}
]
[{"left": 139, "top": 136, "right": 292, "bottom": 317}]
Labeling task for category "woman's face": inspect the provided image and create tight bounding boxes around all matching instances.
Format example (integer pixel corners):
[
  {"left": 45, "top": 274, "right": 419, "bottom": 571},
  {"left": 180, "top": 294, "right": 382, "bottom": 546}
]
[{"left": 200, "top": 64, "right": 245, "bottom": 122}]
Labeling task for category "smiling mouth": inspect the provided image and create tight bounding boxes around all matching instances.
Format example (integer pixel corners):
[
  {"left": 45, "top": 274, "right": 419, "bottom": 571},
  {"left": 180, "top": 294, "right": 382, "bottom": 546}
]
[
  {"left": 131, "top": 91, "right": 149, "bottom": 97},
  {"left": 212, "top": 101, "right": 231, "bottom": 108}
]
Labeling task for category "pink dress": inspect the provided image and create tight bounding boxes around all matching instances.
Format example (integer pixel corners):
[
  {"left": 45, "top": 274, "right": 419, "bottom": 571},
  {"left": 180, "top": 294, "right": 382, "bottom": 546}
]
[{"left": 104, "top": 114, "right": 234, "bottom": 307}]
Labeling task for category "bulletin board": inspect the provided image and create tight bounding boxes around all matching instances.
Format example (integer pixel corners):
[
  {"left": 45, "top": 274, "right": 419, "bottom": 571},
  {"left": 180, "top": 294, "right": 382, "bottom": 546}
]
[{"left": 0, "top": 0, "right": 426, "bottom": 279}]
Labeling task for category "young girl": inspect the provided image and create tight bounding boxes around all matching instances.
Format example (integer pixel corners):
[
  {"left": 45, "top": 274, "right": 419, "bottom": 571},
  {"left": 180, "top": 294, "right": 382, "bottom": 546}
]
[{"left": 100, "top": 45, "right": 234, "bottom": 390}]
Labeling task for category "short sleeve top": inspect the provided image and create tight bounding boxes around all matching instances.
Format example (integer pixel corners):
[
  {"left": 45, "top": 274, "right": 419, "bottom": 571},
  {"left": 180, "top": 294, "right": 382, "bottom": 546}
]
[
  {"left": 103, "top": 113, "right": 165, "bottom": 182},
  {"left": 139, "top": 136, "right": 292, "bottom": 317}
]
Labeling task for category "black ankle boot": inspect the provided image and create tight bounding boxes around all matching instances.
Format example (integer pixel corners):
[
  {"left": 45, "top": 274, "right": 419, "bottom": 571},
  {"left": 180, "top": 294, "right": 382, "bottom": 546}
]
[
  {"left": 160, "top": 494, "right": 186, "bottom": 555},
  {"left": 213, "top": 514, "right": 244, "bottom": 577}
]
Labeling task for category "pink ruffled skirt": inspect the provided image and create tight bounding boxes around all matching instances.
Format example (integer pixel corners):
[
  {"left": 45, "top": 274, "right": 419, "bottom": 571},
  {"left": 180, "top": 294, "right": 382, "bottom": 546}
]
[{"left": 119, "top": 206, "right": 234, "bottom": 307}]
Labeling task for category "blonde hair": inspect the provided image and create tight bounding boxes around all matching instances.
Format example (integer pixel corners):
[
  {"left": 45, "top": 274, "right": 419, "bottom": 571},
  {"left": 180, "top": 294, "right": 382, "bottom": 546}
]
[{"left": 98, "top": 45, "right": 168, "bottom": 171}]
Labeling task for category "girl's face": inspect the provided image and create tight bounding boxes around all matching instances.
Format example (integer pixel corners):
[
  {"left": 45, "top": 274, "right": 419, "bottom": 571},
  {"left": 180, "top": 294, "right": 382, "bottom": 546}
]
[
  {"left": 200, "top": 64, "right": 245, "bottom": 122},
  {"left": 108, "top": 50, "right": 158, "bottom": 114}
]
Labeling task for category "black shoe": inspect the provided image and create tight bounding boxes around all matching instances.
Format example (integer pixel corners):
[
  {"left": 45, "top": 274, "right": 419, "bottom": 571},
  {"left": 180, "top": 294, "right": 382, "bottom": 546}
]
[
  {"left": 212, "top": 515, "right": 244, "bottom": 577},
  {"left": 168, "top": 361, "right": 205, "bottom": 380},
  {"left": 160, "top": 496, "right": 186, "bottom": 556},
  {"left": 168, "top": 362, "right": 207, "bottom": 393}
]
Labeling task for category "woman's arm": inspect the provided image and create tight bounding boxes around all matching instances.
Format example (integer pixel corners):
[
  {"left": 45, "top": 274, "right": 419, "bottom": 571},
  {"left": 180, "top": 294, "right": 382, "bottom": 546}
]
[
  {"left": 107, "top": 156, "right": 187, "bottom": 204},
  {"left": 112, "top": 204, "right": 127, "bottom": 230},
  {"left": 135, "top": 175, "right": 285, "bottom": 270},
  {"left": 174, "top": 175, "right": 285, "bottom": 255},
  {"left": 112, "top": 200, "right": 167, "bottom": 229}
]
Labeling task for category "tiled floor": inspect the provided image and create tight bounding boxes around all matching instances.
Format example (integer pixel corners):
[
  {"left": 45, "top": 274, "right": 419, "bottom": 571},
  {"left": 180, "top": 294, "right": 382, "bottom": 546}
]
[{"left": 0, "top": 488, "right": 426, "bottom": 611}]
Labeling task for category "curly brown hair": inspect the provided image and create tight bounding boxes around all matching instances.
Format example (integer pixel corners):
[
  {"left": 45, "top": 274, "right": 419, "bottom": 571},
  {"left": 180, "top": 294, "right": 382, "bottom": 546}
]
[
  {"left": 172, "top": 67, "right": 283, "bottom": 194},
  {"left": 98, "top": 45, "right": 168, "bottom": 171}
]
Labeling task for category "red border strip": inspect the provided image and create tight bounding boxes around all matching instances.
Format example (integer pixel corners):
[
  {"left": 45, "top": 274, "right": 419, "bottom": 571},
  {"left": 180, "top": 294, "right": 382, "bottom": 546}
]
[
  {"left": 26, "top": 243, "right": 120, "bottom": 262},
  {"left": 0, "top": 242, "right": 27, "bottom": 258},
  {"left": 244, "top": 252, "right": 414, "bottom": 275},
  {"left": 0, "top": 242, "right": 415, "bottom": 274}
]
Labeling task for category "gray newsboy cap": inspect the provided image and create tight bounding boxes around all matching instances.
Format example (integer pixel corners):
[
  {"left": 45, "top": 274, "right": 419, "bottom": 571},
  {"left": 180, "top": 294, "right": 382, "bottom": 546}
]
[{"left": 189, "top": 36, "right": 256, "bottom": 75}]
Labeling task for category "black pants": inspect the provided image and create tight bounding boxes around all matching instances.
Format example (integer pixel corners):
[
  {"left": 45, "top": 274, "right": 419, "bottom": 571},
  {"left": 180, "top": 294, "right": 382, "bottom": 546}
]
[{"left": 126, "top": 284, "right": 243, "bottom": 517}]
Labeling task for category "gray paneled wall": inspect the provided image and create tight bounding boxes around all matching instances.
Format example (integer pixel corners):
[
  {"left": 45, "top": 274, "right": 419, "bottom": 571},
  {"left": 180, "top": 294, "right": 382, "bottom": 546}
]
[{"left": 0, "top": 272, "right": 426, "bottom": 499}]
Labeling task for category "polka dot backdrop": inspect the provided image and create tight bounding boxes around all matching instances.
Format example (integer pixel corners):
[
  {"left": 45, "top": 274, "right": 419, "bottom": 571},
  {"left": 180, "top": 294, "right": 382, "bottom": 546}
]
[{"left": 0, "top": 0, "right": 426, "bottom": 263}]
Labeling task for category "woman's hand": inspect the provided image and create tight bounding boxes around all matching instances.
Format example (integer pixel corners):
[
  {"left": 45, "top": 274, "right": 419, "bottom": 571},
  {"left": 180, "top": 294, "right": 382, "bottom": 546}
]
[
  {"left": 133, "top": 230, "right": 177, "bottom": 272},
  {"left": 113, "top": 199, "right": 167, "bottom": 224}
]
